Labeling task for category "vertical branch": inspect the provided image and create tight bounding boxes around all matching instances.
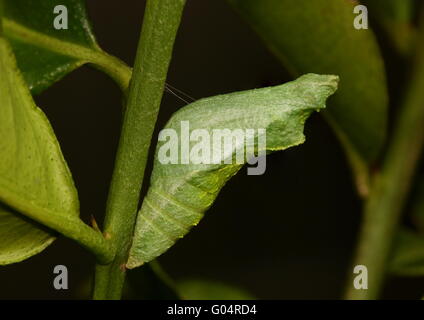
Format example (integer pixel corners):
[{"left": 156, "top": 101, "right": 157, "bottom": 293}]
[
  {"left": 345, "top": 22, "right": 424, "bottom": 299},
  {"left": 93, "top": 0, "right": 186, "bottom": 299}
]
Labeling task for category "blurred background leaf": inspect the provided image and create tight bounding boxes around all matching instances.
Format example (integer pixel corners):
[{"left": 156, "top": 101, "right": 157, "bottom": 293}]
[
  {"left": 410, "top": 175, "right": 424, "bottom": 233},
  {"left": 389, "top": 228, "right": 424, "bottom": 276},
  {"left": 127, "top": 262, "right": 180, "bottom": 299},
  {"left": 177, "top": 279, "right": 255, "bottom": 300},
  {"left": 389, "top": 173, "right": 424, "bottom": 276},
  {"left": 228, "top": 0, "right": 389, "bottom": 196},
  {"left": 127, "top": 262, "right": 255, "bottom": 300}
]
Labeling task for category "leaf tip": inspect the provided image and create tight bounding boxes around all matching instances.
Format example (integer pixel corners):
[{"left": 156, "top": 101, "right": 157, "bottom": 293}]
[
  {"left": 126, "top": 257, "right": 144, "bottom": 270},
  {"left": 301, "top": 73, "right": 339, "bottom": 95}
]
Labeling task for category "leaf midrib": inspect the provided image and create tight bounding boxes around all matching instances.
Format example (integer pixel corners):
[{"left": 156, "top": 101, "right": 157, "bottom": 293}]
[
  {"left": 3, "top": 18, "right": 131, "bottom": 91},
  {"left": 4, "top": 18, "right": 101, "bottom": 63}
]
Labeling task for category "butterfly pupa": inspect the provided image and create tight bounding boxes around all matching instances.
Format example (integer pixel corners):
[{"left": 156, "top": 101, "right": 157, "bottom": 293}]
[{"left": 127, "top": 73, "right": 339, "bottom": 268}]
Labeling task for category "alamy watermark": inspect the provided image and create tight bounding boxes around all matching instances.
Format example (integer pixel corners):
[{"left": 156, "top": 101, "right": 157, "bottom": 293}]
[
  {"left": 353, "top": 265, "right": 368, "bottom": 290},
  {"left": 53, "top": 5, "right": 68, "bottom": 30},
  {"left": 353, "top": 5, "right": 368, "bottom": 30},
  {"left": 157, "top": 121, "right": 267, "bottom": 175},
  {"left": 53, "top": 265, "right": 68, "bottom": 290}
]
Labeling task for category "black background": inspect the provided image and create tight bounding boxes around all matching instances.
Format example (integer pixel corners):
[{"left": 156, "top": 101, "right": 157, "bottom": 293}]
[{"left": 1, "top": 0, "right": 423, "bottom": 299}]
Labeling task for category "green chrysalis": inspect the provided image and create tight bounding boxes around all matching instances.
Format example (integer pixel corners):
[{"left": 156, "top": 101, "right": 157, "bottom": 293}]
[{"left": 127, "top": 73, "right": 338, "bottom": 268}]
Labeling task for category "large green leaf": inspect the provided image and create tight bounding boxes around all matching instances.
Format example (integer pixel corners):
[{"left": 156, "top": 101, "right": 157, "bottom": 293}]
[
  {"left": 0, "top": 37, "right": 108, "bottom": 264},
  {"left": 228, "top": 0, "right": 389, "bottom": 195},
  {"left": 3, "top": 0, "right": 130, "bottom": 93},
  {"left": 127, "top": 73, "right": 338, "bottom": 268}
]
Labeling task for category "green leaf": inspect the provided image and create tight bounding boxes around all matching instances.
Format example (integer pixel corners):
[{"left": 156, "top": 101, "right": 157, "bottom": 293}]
[
  {"left": 178, "top": 279, "right": 255, "bottom": 300},
  {"left": 227, "top": 0, "right": 389, "bottom": 196},
  {"left": 389, "top": 228, "right": 424, "bottom": 276},
  {"left": 3, "top": 0, "right": 130, "bottom": 93},
  {"left": 0, "top": 37, "right": 80, "bottom": 223},
  {"left": 0, "top": 37, "right": 76, "bottom": 263},
  {"left": 126, "top": 73, "right": 338, "bottom": 268},
  {"left": 0, "top": 204, "right": 55, "bottom": 265},
  {"left": 0, "top": 37, "right": 112, "bottom": 264}
]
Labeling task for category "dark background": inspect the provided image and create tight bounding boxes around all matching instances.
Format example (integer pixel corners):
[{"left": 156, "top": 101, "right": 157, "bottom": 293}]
[{"left": 1, "top": 0, "right": 423, "bottom": 299}]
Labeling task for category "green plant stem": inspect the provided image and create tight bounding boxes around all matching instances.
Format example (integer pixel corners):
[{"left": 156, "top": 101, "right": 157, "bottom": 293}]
[
  {"left": 93, "top": 0, "right": 186, "bottom": 300},
  {"left": 345, "top": 28, "right": 424, "bottom": 300}
]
